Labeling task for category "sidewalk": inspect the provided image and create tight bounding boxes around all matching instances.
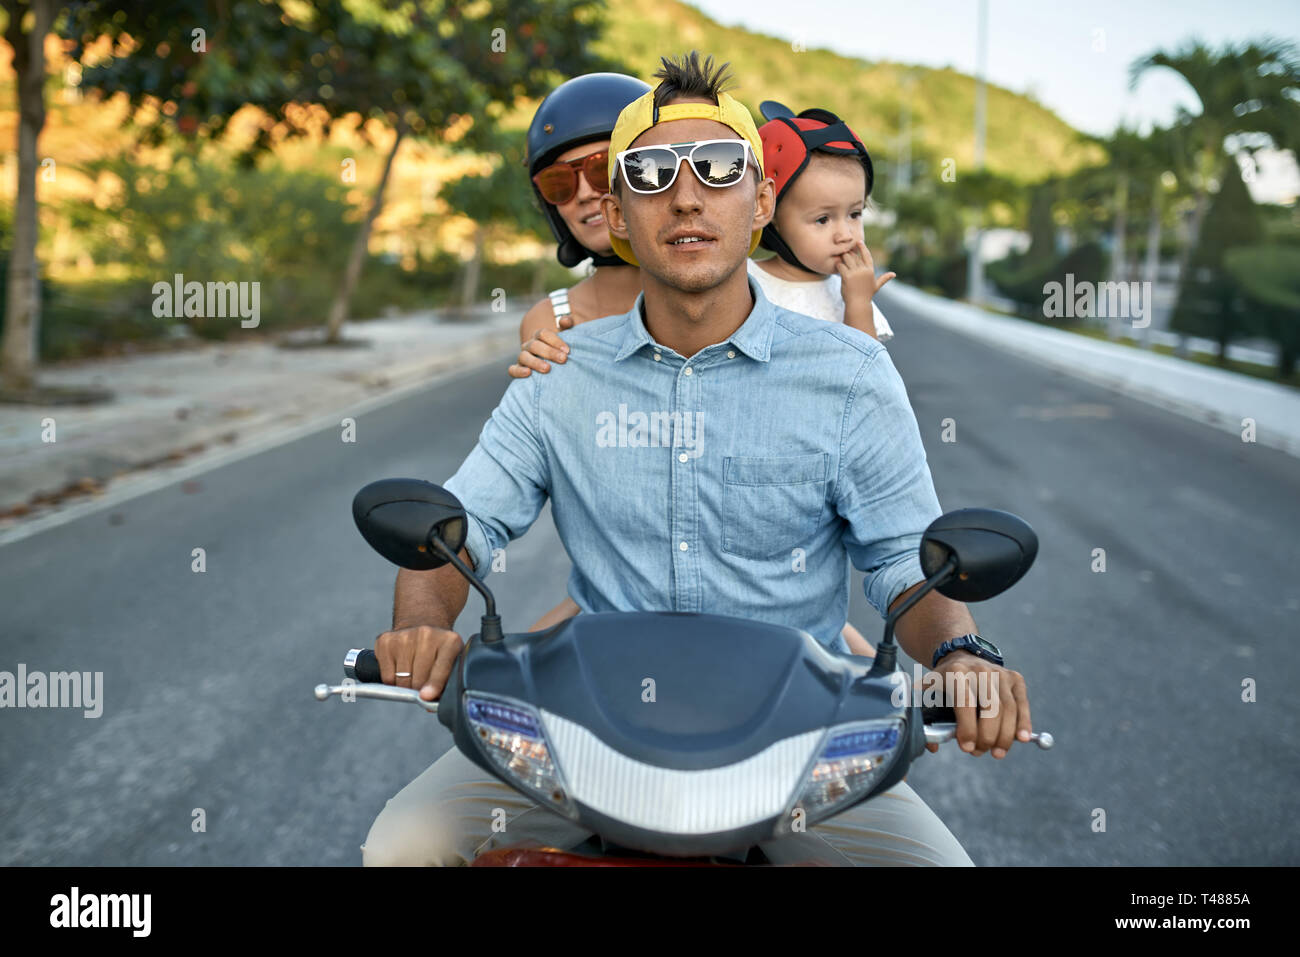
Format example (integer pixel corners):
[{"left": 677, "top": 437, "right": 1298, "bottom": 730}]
[
  {"left": 0, "top": 306, "right": 522, "bottom": 535},
  {"left": 887, "top": 283, "right": 1300, "bottom": 458}
]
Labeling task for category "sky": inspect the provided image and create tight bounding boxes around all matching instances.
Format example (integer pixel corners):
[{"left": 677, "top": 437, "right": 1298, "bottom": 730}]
[{"left": 687, "top": 0, "right": 1300, "bottom": 201}]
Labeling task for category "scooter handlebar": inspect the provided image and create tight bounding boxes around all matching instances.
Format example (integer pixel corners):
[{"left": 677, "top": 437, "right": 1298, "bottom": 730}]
[
  {"left": 324, "top": 652, "right": 1050, "bottom": 746},
  {"left": 922, "top": 706, "right": 1053, "bottom": 750},
  {"left": 313, "top": 649, "right": 438, "bottom": 712}
]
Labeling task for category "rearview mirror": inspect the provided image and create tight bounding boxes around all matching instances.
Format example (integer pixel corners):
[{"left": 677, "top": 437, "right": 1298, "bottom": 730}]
[
  {"left": 920, "top": 508, "right": 1037, "bottom": 602},
  {"left": 352, "top": 479, "right": 468, "bottom": 571}
]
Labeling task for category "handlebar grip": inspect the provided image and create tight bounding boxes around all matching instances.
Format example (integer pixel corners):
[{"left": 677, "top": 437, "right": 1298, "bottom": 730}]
[
  {"left": 345, "top": 649, "right": 382, "bottom": 683},
  {"left": 920, "top": 705, "right": 1053, "bottom": 749}
]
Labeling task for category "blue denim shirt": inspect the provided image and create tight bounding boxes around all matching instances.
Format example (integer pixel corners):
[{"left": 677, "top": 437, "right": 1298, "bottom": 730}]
[{"left": 444, "top": 276, "right": 942, "bottom": 654}]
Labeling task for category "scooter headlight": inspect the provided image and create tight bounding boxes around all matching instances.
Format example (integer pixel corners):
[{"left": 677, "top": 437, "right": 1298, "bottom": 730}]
[
  {"left": 778, "top": 719, "right": 905, "bottom": 833},
  {"left": 464, "top": 694, "right": 575, "bottom": 817}
]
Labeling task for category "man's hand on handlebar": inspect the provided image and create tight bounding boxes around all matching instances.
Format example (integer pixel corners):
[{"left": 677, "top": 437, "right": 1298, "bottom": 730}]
[
  {"left": 924, "top": 651, "right": 1033, "bottom": 758},
  {"left": 373, "top": 625, "right": 464, "bottom": 702},
  {"left": 507, "top": 325, "right": 571, "bottom": 378}
]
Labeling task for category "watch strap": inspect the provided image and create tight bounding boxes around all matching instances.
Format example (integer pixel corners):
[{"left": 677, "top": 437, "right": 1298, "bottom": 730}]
[{"left": 931, "top": 634, "right": 1003, "bottom": 669}]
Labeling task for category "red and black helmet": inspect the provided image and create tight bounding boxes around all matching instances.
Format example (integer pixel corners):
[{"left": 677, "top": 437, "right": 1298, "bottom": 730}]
[{"left": 757, "top": 102, "right": 874, "bottom": 275}]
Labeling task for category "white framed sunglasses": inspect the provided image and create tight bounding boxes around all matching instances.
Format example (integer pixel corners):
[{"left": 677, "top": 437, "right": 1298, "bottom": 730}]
[{"left": 614, "top": 138, "right": 756, "bottom": 195}]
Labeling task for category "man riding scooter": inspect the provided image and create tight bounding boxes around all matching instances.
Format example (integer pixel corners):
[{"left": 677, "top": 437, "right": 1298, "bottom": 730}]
[{"left": 360, "top": 51, "right": 1036, "bottom": 867}]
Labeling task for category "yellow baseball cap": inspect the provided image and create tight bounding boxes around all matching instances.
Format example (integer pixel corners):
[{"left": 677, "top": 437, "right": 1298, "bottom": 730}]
[{"left": 606, "top": 90, "right": 766, "bottom": 266}]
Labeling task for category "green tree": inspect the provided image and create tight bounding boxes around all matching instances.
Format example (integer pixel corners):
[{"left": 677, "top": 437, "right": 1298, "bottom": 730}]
[
  {"left": 1169, "top": 160, "right": 1262, "bottom": 362},
  {"left": 885, "top": 149, "right": 1021, "bottom": 297},
  {"left": 66, "top": 153, "right": 353, "bottom": 332},
  {"left": 1223, "top": 245, "right": 1300, "bottom": 379},
  {"left": 985, "top": 178, "right": 1059, "bottom": 312},
  {"left": 64, "top": 0, "right": 622, "bottom": 342},
  {"left": 1130, "top": 38, "right": 1300, "bottom": 311},
  {"left": 1023, "top": 179, "right": 1058, "bottom": 264},
  {"left": 436, "top": 130, "right": 550, "bottom": 317},
  {"left": 1071, "top": 124, "right": 1194, "bottom": 340},
  {"left": 1, "top": 0, "right": 57, "bottom": 395},
  {"left": 1131, "top": 124, "right": 1195, "bottom": 347},
  {"left": 1080, "top": 126, "right": 1147, "bottom": 286}
]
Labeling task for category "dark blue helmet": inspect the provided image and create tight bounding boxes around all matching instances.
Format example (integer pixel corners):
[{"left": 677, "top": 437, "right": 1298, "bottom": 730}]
[{"left": 527, "top": 73, "right": 652, "bottom": 268}]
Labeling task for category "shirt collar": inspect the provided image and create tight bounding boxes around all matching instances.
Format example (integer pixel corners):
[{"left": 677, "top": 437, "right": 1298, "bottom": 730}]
[{"left": 614, "top": 275, "right": 776, "bottom": 363}]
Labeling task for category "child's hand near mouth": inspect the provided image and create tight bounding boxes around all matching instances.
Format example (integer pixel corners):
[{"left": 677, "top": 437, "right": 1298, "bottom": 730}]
[{"left": 836, "top": 238, "right": 896, "bottom": 339}]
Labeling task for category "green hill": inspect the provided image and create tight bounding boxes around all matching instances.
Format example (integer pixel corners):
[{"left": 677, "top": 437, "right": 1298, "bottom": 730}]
[{"left": 591, "top": 0, "right": 1100, "bottom": 182}]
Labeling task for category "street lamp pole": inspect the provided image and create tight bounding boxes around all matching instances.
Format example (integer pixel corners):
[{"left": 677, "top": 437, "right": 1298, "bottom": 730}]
[
  {"left": 967, "top": 0, "right": 988, "bottom": 304},
  {"left": 896, "top": 71, "right": 914, "bottom": 195}
]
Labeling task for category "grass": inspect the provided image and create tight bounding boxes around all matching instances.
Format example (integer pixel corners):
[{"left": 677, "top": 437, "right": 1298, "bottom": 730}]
[
  {"left": 1067, "top": 324, "right": 1300, "bottom": 390},
  {"left": 971, "top": 304, "right": 1300, "bottom": 391}
]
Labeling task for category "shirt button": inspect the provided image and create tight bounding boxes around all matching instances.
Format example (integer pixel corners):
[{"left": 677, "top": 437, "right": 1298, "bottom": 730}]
[
  {"left": 679, "top": 541, "right": 688, "bottom": 551},
  {"left": 683, "top": 366, "right": 693, "bottom": 376},
  {"left": 727, "top": 350, "right": 736, "bottom": 359},
  {"left": 653, "top": 353, "right": 661, "bottom": 361},
  {"left": 678, "top": 452, "right": 688, "bottom": 463}
]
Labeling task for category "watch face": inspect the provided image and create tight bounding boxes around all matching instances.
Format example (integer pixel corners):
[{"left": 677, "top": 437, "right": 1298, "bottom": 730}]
[{"left": 973, "top": 635, "right": 1001, "bottom": 657}]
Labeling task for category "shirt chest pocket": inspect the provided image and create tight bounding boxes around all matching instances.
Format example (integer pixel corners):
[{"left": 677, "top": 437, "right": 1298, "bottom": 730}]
[{"left": 721, "top": 453, "right": 829, "bottom": 560}]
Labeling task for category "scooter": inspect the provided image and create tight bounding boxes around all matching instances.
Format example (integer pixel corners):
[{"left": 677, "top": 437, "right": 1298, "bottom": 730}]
[{"left": 316, "top": 478, "right": 1053, "bottom": 865}]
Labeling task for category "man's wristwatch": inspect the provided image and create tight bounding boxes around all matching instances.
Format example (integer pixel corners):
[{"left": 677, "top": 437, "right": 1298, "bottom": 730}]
[{"left": 932, "top": 634, "right": 1003, "bottom": 669}]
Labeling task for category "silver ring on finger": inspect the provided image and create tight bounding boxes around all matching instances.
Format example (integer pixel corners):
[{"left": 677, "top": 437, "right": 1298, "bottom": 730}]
[{"left": 395, "top": 671, "right": 412, "bottom": 677}]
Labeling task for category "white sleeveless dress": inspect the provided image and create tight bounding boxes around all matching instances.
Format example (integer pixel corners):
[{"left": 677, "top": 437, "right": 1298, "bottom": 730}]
[{"left": 745, "top": 259, "right": 894, "bottom": 342}]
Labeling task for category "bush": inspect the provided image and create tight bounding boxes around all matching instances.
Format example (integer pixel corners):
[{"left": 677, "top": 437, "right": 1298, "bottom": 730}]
[
  {"left": 1170, "top": 162, "right": 1262, "bottom": 358},
  {"left": 936, "top": 252, "right": 969, "bottom": 299},
  {"left": 1223, "top": 244, "right": 1300, "bottom": 378},
  {"left": 888, "top": 250, "right": 948, "bottom": 296},
  {"left": 349, "top": 252, "right": 578, "bottom": 319},
  {"left": 65, "top": 153, "right": 353, "bottom": 337},
  {"left": 988, "top": 242, "right": 1104, "bottom": 316},
  {"left": 39, "top": 279, "right": 163, "bottom": 361}
]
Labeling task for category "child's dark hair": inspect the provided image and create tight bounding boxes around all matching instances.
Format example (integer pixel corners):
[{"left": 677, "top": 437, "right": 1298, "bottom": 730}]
[{"left": 805, "top": 151, "right": 876, "bottom": 208}]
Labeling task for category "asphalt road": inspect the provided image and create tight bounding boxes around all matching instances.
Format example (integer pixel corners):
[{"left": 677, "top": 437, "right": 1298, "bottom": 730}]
[{"left": 2, "top": 289, "right": 1297, "bottom": 866}]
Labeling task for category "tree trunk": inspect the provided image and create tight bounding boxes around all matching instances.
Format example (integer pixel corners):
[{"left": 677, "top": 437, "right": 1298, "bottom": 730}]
[
  {"left": 1139, "top": 173, "right": 1162, "bottom": 349},
  {"left": 1171, "top": 153, "right": 1226, "bottom": 358},
  {"left": 458, "top": 226, "right": 485, "bottom": 318},
  {"left": 1107, "top": 171, "right": 1129, "bottom": 340},
  {"left": 1278, "top": 342, "right": 1297, "bottom": 382},
  {"left": 1215, "top": 291, "right": 1233, "bottom": 367},
  {"left": 1, "top": 0, "right": 54, "bottom": 394},
  {"left": 324, "top": 124, "right": 405, "bottom": 343}
]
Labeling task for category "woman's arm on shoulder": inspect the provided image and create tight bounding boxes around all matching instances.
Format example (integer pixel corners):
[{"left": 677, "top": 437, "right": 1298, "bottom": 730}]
[
  {"left": 509, "top": 299, "right": 573, "bottom": 379},
  {"left": 519, "top": 297, "right": 572, "bottom": 344}
]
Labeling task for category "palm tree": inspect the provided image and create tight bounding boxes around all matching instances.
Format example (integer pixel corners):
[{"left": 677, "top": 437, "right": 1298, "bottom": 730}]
[
  {"left": 1075, "top": 123, "right": 1193, "bottom": 343},
  {"left": 1133, "top": 124, "right": 1193, "bottom": 348},
  {"left": 1129, "top": 38, "right": 1300, "bottom": 302},
  {"left": 1071, "top": 125, "right": 1143, "bottom": 338}
]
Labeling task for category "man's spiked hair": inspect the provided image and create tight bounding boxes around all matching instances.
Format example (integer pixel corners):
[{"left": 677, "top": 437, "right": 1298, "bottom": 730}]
[{"left": 651, "top": 50, "right": 735, "bottom": 107}]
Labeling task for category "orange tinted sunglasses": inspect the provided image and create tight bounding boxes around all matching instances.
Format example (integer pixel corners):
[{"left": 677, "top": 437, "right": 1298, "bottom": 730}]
[{"left": 531, "top": 149, "right": 610, "bottom": 205}]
